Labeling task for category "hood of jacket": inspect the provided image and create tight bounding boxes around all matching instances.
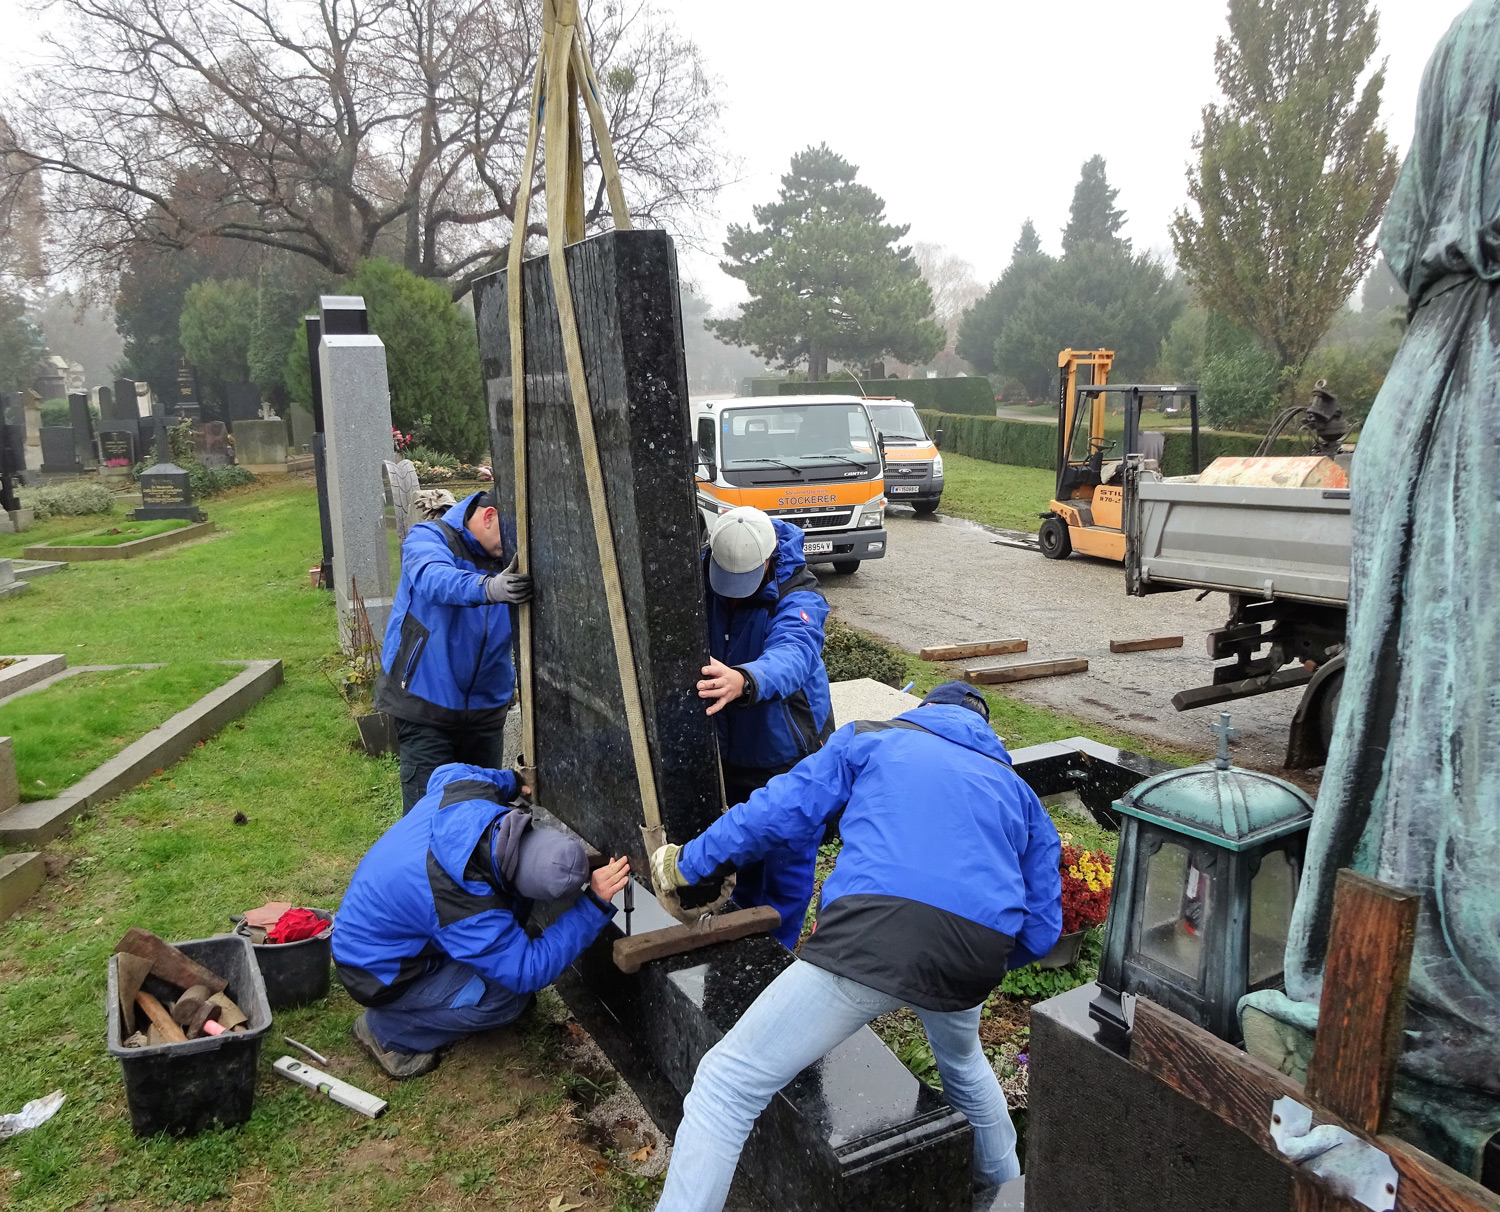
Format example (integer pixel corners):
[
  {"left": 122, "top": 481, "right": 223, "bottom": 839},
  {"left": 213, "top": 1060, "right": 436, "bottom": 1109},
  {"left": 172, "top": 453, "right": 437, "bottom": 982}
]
[
  {"left": 423, "top": 763, "right": 520, "bottom": 886},
  {"left": 438, "top": 492, "right": 488, "bottom": 557},
  {"left": 895, "top": 704, "right": 1013, "bottom": 766}
]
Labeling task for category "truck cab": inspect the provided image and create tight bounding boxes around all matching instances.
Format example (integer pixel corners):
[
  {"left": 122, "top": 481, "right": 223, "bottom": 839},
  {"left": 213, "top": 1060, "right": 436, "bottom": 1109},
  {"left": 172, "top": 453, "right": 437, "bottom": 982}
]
[
  {"left": 863, "top": 398, "right": 944, "bottom": 514},
  {"left": 693, "top": 394, "right": 888, "bottom": 574}
]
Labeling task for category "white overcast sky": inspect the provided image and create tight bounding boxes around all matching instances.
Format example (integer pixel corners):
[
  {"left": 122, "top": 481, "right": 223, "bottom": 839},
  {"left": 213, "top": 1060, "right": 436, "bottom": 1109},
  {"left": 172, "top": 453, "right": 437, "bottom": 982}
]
[{"left": 0, "top": 0, "right": 1473, "bottom": 307}]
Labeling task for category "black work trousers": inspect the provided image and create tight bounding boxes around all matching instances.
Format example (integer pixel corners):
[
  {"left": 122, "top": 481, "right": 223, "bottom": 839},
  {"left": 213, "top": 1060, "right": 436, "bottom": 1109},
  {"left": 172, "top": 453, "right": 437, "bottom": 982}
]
[{"left": 394, "top": 711, "right": 509, "bottom": 814}]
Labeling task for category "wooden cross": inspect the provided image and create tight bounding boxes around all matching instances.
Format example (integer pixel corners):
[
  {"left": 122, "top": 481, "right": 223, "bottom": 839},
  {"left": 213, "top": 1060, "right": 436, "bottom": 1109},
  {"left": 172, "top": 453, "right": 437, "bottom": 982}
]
[{"left": 1129, "top": 869, "right": 1500, "bottom": 1212}]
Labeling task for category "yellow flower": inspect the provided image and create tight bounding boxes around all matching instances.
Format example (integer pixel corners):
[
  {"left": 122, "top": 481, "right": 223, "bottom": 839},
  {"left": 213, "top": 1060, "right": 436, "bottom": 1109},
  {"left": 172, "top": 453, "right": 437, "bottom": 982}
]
[{"left": 1087, "top": 880, "right": 1101, "bottom": 892}]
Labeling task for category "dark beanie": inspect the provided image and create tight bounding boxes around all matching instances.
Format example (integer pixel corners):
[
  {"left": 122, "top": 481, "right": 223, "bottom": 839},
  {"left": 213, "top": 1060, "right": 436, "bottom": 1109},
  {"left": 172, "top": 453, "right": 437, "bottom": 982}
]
[{"left": 920, "top": 680, "right": 990, "bottom": 720}]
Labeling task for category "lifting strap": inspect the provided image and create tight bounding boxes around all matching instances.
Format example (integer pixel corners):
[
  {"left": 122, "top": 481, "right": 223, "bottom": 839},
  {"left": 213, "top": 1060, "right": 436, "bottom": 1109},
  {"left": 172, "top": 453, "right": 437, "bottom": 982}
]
[{"left": 507, "top": 0, "right": 660, "bottom": 838}]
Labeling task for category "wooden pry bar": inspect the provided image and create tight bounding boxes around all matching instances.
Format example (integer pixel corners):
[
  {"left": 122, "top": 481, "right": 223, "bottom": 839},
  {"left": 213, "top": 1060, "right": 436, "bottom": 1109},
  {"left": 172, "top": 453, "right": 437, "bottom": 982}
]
[
  {"left": 918, "top": 638, "right": 1028, "bottom": 661},
  {"left": 1129, "top": 870, "right": 1497, "bottom": 1212},
  {"left": 1109, "top": 635, "right": 1185, "bottom": 653},
  {"left": 613, "top": 904, "right": 782, "bottom": 974},
  {"left": 966, "top": 657, "right": 1088, "bottom": 685}
]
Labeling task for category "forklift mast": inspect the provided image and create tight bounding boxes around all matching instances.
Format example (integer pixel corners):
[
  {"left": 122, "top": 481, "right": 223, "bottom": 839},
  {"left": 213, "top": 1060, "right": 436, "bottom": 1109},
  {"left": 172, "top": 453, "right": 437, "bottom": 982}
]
[{"left": 1056, "top": 348, "right": 1116, "bottom": 501}]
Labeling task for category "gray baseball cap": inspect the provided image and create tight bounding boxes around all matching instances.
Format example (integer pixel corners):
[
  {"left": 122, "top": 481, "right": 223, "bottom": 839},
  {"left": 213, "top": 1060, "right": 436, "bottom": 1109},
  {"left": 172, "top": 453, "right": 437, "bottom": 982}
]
[
  {"left": 513, "top": 825, "right": 589, "bottom": 901},
  {"left": 708, "top": 506, "right": 777, "bottom": 597}
]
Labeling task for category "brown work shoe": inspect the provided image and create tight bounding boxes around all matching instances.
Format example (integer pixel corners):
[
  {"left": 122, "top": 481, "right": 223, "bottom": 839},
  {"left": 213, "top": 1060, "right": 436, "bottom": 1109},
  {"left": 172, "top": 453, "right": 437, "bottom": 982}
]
[{"left": 352, "top": 1013, "right": 438, "bottom": 1080}]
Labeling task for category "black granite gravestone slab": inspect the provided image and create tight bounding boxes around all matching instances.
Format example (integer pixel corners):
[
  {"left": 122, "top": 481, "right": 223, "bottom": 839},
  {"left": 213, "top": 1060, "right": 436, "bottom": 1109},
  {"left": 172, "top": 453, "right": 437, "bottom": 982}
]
[
  {"left": 99, "top": 428, "right": 137, "bottom": 467},
  {"left": 172, "top": 402, "right": 202, "bottom": 422},
  {"left": 40, "top": 426, "right": 83, "bottom": 473},
  {"left": 0, "top": 396, "right": 24, "bottom": 510},
  {"left": 111, "top": 379, "right": 140, "bottom": 423},
  {"left": 225, "top": 383, "right": 261, "bottom": 426},
  {"left": 133, "top": 417, "right": 205, "bottom": 522},
  {"left": 1025, "top": 984, "right": 1294, "bottom": 1212},
  {"left": 475, "top": 230, "right": 721, "bottom": 873},
  {"left": 303, "top": 316, "right": 334, "bottom": 590},
  {"left": 68, "top": 393, "right": 97, "bottom": 467},
  {"left": 174, "top": 356, "right": 199, "bottom": 411}
]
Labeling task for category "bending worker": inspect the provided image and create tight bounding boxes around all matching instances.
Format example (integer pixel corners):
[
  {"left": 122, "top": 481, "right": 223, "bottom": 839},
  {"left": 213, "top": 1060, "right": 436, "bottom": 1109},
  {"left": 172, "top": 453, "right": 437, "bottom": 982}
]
[
  {"left": 376, "top": 491, "right": 533, "bottom": 813},
  {"left": 334, "top": 763, "right": 630, "bottom": 1079},
  {"left": 649, "top": 681, "right": 1061, "bottom": 1207},
  {"left": 695, "top": 505, "right": 832, "bottom": 948}
]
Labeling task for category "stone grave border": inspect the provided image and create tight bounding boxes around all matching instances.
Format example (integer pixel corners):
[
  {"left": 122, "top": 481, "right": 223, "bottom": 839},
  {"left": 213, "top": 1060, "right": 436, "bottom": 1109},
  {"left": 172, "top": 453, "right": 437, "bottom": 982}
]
[
  {"left": 0, "top": 660, "right": 283, "bottom": 920},
  {"left": 25, "top": 520, "right": 215, "bottom": 562},
  {"left": 0, "top": 654, "right": 67, "bottom": 699},
  {"left": 11, "top": 560, "right": 66, "bottom": 578}
]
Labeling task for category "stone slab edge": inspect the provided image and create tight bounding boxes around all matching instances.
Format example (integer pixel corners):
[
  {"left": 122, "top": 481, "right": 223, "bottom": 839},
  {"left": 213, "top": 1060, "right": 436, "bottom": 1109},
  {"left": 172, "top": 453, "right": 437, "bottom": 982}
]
[
  {"left": 12, "top": 560, "right": 67, "bottom": 577},
  {"left": 24, "top": 520, "right": 215, "bottom": 561},
  {"left": 0, "top": 581, "right": 28, "bottom": 599},
  {"left": 0, "top": 659, "right": 283, "bottom": 846},
  {"left": 0, "top": 852, "right": 44, "bottom": 922},
  {"left": 0, "top": 655, "right": 67, "bottom": 700}
]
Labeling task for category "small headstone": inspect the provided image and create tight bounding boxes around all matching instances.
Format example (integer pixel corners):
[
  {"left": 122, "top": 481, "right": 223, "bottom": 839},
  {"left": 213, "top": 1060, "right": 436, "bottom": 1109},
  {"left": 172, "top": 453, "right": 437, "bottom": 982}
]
[
  {"left": 67, "top": 393, "right": 97, "bottom": 467},
  {"left": 40, "top": 426, "right": 83, "bottom": 473},
  {"left": 231, "top": 418, "right": 287, "bottom": 472},
  {"left": 224, "top": 383, "right": 261, "bottom": 426},
  {"left": 98, "top": 428, "right": 138, "bottom": 468},
  {"left": 111, "top": 379, "right": 138, "bottom": 423},
  {"left": 20, "top": 394, "right": 42, "bottom": 472},
  {"left": 132, "top": 416, "right": 205, "bottom": 523},
  {"left": 173, "top": 356, "right": 199, "bottom": 412},
  {"left": 96, "top": 385, "right": 114, "bottom": 417},
  {"left": 192, "top": 421, "right": 230, "bottom": 468},
  {"left": 289, "top": 401, "right": 314, "bottom": 453}
]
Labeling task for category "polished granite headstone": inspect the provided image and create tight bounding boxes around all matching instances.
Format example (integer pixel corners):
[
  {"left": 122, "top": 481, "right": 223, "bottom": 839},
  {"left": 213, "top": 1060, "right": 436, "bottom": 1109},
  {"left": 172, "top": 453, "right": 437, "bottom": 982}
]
[
  {"left": 474, "top": 229, "right": 721, "bottom": 874},
  {"left": 39, "top": 426, "right": 82, "bottom": 473},
  {"left": 68, "top": 394, "right": 97, "bottom": 468},
  {"left": 98, "top": 429, "right": 136, "bottom": 467}
]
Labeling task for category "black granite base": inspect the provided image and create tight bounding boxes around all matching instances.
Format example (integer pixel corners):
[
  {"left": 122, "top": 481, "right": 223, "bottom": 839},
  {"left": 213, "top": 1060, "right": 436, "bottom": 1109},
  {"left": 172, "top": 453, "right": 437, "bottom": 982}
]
[
  {"left": 133, "top": 506, "right": 208, "bottom": 522},
  {"left": 1025, "top": 984, "right": 1292, "bottom": 1212},
  {"left": 546, "top": 872, "right": 974, "bottom": 1212}
]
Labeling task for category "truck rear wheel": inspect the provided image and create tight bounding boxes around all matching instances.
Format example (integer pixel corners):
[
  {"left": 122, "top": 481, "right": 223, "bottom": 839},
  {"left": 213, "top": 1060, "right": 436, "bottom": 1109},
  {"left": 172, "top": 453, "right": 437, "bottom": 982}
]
[
  {"left": 912, "top": 500, "right": 939, "bottom": 515},
  {"left": 1039, "top": 517, "right": 1072, "bottom": 560},
  {"left": 1318, "top": 667, "right": 1344, "bottom": 755},
  {"left": 832, "top": 559, "right": 860, "bottom": 574}
]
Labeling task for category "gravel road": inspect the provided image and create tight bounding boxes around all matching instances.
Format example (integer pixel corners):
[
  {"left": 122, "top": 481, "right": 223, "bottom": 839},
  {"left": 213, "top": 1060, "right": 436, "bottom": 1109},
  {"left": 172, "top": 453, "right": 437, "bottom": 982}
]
[{"left": 811, "top": 508, "right": 1312, "bottom": 775}]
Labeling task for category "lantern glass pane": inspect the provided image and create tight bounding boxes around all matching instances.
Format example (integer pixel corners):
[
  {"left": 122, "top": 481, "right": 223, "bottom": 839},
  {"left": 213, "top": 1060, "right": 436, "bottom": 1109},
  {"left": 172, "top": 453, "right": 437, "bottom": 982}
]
[
  {"left": 1138, "top": 841, "right": 1208, "bottom": 981},
  {"left": 1249, "top": 848, "right": 1298, "bottom": 986}
]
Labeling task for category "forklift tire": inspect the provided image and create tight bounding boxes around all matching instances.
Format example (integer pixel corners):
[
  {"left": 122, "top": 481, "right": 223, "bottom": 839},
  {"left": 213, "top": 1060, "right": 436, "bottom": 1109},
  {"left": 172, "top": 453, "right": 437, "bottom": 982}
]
[
  {"left": 1038, "top": 517, "right": 1072, "bottom": 560},
  {"left": 832, "top": 560, "right": 861, "bottom": 574}
]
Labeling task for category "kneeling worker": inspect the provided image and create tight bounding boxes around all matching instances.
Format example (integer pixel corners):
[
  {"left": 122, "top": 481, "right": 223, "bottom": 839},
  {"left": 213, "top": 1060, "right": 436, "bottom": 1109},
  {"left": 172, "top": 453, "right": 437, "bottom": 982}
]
[
  {"left": 376, "top": 491, "right": 533, "bottom": 814},
  {"left": 334, "top": 763, "right": 630, "bottom": 1078},
  {"left": 649, "top": 682, "right": 1061, "bottom": 1208},
  {"left": 696, "top": 506, "right": 832, "bottom": 948}
]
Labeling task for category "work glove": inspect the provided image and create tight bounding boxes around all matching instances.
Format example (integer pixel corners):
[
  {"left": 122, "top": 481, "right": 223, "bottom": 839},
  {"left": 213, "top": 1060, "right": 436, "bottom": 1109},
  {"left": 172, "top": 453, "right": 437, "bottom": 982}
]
[
  {"left": 649, "top": 843, "right": 688, "bottom": 891},
  {"left": 485, "top": 556, "right": 533, "bottom": 605}
]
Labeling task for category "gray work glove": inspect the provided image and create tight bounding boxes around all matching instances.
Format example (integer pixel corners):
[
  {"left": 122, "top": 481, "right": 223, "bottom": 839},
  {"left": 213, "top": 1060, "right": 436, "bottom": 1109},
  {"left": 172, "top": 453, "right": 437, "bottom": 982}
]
[{"left": 485, "top": 556, "right": 533, "bottom": 604}]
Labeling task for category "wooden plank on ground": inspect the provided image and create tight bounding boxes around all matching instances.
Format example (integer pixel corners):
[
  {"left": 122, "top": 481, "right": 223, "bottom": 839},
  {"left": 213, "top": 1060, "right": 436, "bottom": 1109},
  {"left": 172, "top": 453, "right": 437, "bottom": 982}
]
[
  {"left": 1306, "top": 870, "right": 1419, "bottom": 1132},
  {"left": 918, "top": 638, "right": 1029, "bottom": 661},
  {"left": 613, "top": 904, "right": 781, "bottom": 974},
  {"left": 1109, "top": 635, "right": 1184, "bottom": 653},
  {"left": 1130, "top": 997, "right": 1500, "bottom": 1212},
  {"left": 114, "top": 927, "right": 227, "bottom": 994},
  {"left": 966, "top": 658, "right": 1088, "bottom": 685}
]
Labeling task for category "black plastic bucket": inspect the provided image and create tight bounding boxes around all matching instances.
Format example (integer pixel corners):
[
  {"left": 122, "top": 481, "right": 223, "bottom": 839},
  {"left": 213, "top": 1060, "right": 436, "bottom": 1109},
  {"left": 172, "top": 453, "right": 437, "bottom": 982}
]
[
  {"left": 106, "top": 934, "right": 271, "bottom": 1137},
  {"left": 235, "top": 910, "right": 334, "bottom": 1009}
]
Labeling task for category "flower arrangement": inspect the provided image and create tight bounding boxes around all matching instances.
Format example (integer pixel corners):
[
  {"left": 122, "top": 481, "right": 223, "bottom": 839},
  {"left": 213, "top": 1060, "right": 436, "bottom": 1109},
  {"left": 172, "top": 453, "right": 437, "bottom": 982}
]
[
  {"left": 1059, "top": 843, "right": 1113, "bottom": 934},
  {"left": 392, "top": 427, "right": 414, "bottom": 452}
]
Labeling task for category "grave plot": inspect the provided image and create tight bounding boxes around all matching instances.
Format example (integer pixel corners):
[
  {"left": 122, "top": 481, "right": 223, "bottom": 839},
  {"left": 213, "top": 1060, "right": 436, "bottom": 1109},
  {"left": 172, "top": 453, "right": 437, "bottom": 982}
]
[{"left": 24, "top": 518, "right": 215, "bottom": 561}]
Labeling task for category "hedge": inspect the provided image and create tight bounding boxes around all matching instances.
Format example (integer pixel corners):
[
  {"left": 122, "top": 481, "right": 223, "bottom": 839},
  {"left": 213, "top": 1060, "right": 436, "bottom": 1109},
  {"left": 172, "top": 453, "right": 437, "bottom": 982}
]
[
  {"left": 745, "top": 377, "right": 996, "bottom": 415},
  {"left": 915, "top": 410, "right": 1311, "bottom": 478}
]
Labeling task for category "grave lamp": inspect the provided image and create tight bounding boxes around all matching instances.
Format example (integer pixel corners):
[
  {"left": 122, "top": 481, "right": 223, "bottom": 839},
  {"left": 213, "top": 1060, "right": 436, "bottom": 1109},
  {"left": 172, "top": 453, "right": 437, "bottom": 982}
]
[{"left": 1089, "top": 714, "right": 1314, "bottom": 1044}]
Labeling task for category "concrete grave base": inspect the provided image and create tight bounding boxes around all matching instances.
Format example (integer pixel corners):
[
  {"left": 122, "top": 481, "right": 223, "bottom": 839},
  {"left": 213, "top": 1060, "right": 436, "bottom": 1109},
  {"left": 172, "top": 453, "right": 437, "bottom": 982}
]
[
  {"left": 28, "top": 520, "right": 215, "bottom": 561},
  {"left": 0, "top": 735, "right": 17, "bottom": 811},
  {"left": 0, "top": 852, "right": 43, "bottom": 923},
  {"left": 0, "top": 507, "right": 34, "bottom": 534},
  {"left": 0, "top": 658, "right": 283, "bottom": 846},
  {"left": 0, "top": 560, "right": 27, "bottom": 599},
  {"left": 0, "top": 654, "right": 67, "bottom": 700},
  {"left": 11, "top": 559, "right": 65, "bottom": 578}
]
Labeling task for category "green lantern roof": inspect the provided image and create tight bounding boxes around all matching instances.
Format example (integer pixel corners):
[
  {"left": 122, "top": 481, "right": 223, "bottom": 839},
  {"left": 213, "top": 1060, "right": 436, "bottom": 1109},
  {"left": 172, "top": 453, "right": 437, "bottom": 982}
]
[{"left": 1112, "top": 714, "right": 1314, "bottom": 851}]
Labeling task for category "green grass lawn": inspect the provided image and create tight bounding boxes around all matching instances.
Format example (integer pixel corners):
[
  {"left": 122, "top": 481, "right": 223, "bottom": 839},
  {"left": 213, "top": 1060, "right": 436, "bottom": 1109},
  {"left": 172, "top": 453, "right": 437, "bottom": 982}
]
[
  {"left": 0, "top": 478, "right": 1170, "bottom": 1212},
  {"left": 0, "top": 663, "right": 236, "bottom": 800},
  {"left": 44, "top": 518, "right": 192, "bottom": 547},
  {"left": 932, "top": 451, "right": 1056, "bottom": 533}
]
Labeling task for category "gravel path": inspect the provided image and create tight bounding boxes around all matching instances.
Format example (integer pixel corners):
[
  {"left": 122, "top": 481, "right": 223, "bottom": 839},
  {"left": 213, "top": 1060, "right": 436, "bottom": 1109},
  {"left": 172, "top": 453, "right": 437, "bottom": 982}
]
[{"left": 811, "top": 508, "right": 1312, "bottom": 775}]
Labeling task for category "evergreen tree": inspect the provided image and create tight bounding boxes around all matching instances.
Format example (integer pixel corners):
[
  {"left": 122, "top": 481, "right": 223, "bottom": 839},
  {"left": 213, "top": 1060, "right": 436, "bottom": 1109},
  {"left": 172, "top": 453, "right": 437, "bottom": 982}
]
[
  {"left": 1062, "top": 155, "right": 1127, "bottom": 253},
  {"left": 1171, "top": 0, "right": 1398, "bottom": 397},
  {"left": 956, "top": 221, "right": 1055, "bottom": 374},
  {"left": 178, "top": 278, "right": 257, "bottom": 407},
  {"left": 711, "top": 144, "right": 944, "bottom": 379},
  {"left": 0, "top": 287, "right": 43, "bottom": 395}
]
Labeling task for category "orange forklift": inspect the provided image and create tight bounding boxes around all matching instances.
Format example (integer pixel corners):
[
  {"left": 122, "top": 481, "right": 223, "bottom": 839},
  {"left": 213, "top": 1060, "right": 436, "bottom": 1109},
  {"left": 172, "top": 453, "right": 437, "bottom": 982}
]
[{"left": 1037, "top": 348, "right": 1201, "bottom": 560}]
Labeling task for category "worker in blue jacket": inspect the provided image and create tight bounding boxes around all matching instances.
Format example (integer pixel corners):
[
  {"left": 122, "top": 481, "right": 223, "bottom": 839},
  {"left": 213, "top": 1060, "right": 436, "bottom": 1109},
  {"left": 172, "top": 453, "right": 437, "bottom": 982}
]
[
  {"left": 376, "top": 491, "right": 533, "bottom": 813},
  {"left": 649, "top": 682, "right": 1061, "bottom": 1209},
  {"left": 694, "top": 506, "right": 832, "bottom": 947},
  {"left": 334, "top": 763, "right": 630, "bottom": 1079}
]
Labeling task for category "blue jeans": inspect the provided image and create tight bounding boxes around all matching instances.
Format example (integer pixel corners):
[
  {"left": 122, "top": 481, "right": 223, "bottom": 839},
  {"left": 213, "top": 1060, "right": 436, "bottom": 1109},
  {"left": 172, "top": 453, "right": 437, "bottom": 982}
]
[
  {"left": 655, "top": 960, "right": 1019, "bottom": 1212},
  {"left": 363, "top": 958, "right": 530, "bottom": 1053}
]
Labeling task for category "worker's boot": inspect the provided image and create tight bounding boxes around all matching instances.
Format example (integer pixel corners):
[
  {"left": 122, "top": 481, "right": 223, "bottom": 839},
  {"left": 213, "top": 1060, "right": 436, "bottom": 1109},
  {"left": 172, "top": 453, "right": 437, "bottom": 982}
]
[{"left": 352, "top": 1013, "right": 438, "bottom": 1080}]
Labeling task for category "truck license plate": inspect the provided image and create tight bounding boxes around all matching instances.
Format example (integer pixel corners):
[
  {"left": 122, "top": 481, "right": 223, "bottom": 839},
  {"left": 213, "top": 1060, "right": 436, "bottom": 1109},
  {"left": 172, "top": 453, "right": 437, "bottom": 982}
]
[
  {"left": 804, "top": 539, "right": 834, "bottom": 554},
  {"left": 889, "top": 484, "right": 919, "bottom": 494}
]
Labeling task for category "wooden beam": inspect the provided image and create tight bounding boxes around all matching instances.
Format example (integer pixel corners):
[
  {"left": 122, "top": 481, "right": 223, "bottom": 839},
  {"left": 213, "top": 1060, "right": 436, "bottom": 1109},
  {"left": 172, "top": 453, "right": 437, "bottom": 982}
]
[
  {"left": 1109, "top": 635, "right": 1185, "bottom": 653},
  {"left": 114, "top": 927, "right": 227, "bottom": 994},
  {"left": 1130, "top": 997, "right": 1500, "bottom": 1212},
  {"left": 134, "top": 991, "right": 187, "bottom": 1044},
  {"left": 966, "top": 658, "right": 1088, "bottom": 685},
  {"left": 1307, "top": 870, "right": 1419, "bottom": 1132},
  {"left": 918, "top": 638, "right": 1028, "bottom": 661},
  {"left": 613, "top": 905, "right": 781, "bottom": 974}
]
